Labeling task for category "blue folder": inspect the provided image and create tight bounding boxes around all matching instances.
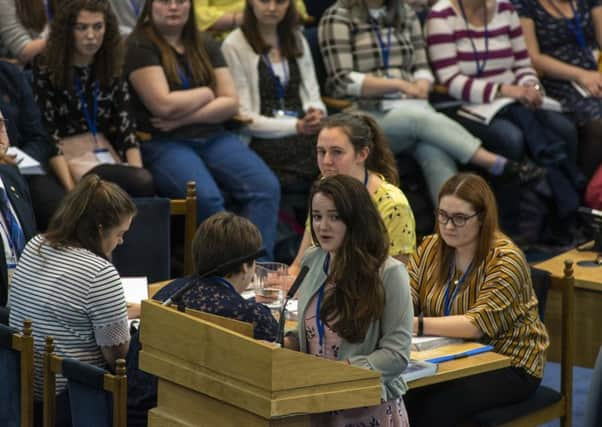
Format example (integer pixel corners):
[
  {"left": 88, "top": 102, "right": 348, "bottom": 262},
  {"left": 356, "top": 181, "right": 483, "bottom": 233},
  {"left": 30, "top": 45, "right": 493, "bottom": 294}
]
[{"left": 425, "top": 345, "right": 495, "bottom": 364}]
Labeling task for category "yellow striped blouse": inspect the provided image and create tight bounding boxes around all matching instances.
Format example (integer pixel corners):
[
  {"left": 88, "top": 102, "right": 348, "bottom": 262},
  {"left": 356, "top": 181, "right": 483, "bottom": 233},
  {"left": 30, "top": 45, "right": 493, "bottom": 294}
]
[{"left": 408, "top": 233, "right": 549, "bottom": 378}]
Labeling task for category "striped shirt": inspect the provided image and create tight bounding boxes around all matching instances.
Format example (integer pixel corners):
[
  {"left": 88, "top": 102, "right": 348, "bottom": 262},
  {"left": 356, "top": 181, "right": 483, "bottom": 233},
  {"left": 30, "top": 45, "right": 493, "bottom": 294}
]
[
  {"left": 426, "top": 0, "right": 539, "bottom": 103},
  {"left": 318, "top": 0, "right": 434, "bottom": 101},
  {"left": 7, "top": 235, "right": 129, "bottom": 399},
  {"left": 408, "top": 233, "right": 549, "bottom": 378}
]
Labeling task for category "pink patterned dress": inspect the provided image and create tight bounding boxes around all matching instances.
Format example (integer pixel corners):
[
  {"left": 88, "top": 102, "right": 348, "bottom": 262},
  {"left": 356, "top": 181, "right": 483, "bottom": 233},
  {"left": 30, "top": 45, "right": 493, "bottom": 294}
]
[{"left": 305, "top": 287, "right": 410, "bottom": 427}]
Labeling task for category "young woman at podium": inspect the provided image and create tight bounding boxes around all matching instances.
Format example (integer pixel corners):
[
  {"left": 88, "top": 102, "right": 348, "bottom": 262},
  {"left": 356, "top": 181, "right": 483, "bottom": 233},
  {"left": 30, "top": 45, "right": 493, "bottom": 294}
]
[
  {"left": 405, "top": 173, "right": 549, "bottom": 426},
  {"left": 285, "top": 175, "right": 413, "bottom": 426}
]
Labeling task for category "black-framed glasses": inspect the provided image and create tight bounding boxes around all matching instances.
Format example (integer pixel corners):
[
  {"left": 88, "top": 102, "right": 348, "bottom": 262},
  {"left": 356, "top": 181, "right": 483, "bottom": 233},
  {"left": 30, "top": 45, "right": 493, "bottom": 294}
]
[{"left": 435, "top": 209, "right": 480, "bottom": 227}]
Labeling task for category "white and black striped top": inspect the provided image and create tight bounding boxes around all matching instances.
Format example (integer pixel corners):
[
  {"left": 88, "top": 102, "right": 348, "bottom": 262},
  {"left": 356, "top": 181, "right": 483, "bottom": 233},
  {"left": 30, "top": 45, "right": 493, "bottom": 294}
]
[{"left": 7, "top": 234, "right": 129, "bottom": 399}]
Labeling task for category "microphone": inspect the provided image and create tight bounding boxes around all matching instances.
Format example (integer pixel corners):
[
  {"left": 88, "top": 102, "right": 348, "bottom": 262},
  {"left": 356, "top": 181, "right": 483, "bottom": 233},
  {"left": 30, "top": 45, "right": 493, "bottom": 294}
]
[
  {"left": 276, "top": 265, "right": 309, "bottom": 346},
  {"left": 578, "top": 206, "right": 602, "bottom": 219},
  {"left": 161, "top": 248, "right": 267, "bottom": 309}
]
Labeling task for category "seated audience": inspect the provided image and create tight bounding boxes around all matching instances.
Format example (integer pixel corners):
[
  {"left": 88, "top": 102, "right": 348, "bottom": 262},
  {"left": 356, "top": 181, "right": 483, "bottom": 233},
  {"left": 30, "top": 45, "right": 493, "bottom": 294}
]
[
  {"left": 0, "top": 59, "right": 64, "bottom": 230},
  {"left": 404, "top": 173, "right": 549, "bottom": 426},
  {"left": 426, "top": 0, "right": 584, "bottom": 242},
  {"left": 0, "top": 110, "right": 37, "bottom": 307},
  {"left": 8, "top": 174, "right": 135, "bottom": 426},
  {"left": 286, "top": 175, "right": 413, "bottom": 426},
  {"left": 124, "top": 0, "right": 280, "bottom": 258},
  {"left": 108, "top": 0, "right": 145, "bottom": 35},
  {"left": 512, "top": 0, "right": 602, "bottom": 178},
  {"left": 318, "top": 0, "right": 540, "bottom": 205},
  {"left": 194, "top": 0, "right": 308, "bottom": 38},
  {"left": 126, "top": 211, "right": 278, "bottom": 427},
  {"left": 0, "top": 0, "right": 52, "bottom": 64},
  {"left": 221, "top": 0, "right": 325, "bottom": 197},
  {"left": 291, "top": 112, "right": 416, "bottom": 273},
  {"left": 32, "top": 0, "right": 154, "bottom": 198}
]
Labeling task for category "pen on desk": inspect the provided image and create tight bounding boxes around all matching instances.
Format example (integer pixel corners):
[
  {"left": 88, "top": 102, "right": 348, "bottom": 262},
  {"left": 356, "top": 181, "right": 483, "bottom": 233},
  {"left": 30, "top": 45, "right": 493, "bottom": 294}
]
[{"left": 425, "top": 345, "right": 494, "bottom": 364}]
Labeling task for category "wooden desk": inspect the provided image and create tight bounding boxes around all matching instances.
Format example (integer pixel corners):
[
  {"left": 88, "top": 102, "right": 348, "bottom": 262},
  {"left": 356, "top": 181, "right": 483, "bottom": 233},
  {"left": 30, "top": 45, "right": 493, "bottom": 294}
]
[
  {"left": 535, "top": 247, "right": 602, "bottom": 367},
  {"left": 408, "top": 342, "right": 510, "bottom": 389}
]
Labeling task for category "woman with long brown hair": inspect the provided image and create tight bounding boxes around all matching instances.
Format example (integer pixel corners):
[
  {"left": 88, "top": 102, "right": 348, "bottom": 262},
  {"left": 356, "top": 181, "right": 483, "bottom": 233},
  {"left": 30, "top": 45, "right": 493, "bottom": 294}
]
[
  {"left": 286, "top": 174, "right": 413, "bottom": 426},
  {"left": 221, "top": 0, "right": 325, "bottom": 197},
  {"left": 124, "top": 0, "right": 280, "bottom": 258},
  {"left": 32, "top": 0, "right": 155, "bottom": 198},
  {"left": 290, "top": 112, "right": 416, "bottom": 274},
  {"left": 0, "top": 0, "right": 54, "bottom": 63},
  {"left": 405, "top": 173, "right": 549, "bottom": 426}
]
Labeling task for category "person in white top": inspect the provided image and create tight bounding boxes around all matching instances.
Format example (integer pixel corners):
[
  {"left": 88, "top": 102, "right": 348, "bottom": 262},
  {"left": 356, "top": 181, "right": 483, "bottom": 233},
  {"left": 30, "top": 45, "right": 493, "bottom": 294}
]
[{"left": 221, "top": 0, "right": 326, "bottom": 194}]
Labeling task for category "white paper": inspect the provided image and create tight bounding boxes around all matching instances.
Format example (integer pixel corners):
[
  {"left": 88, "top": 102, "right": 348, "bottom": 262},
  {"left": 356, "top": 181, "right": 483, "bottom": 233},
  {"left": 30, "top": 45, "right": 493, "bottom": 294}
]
[
  {"left": 7, "top": 146, "right": 44, "bottom": 175},
  {"left": 458, "top": 96, "right": 562, "bottom": 125},
  {"left": 571, "top": 80, "right": 591, "bottom": 98},
  {"left": 121, "top": 276, "right": 149, "bottom": 303},
  {"left": 380, "top": 98, "right": 430, "bottom": 112}
]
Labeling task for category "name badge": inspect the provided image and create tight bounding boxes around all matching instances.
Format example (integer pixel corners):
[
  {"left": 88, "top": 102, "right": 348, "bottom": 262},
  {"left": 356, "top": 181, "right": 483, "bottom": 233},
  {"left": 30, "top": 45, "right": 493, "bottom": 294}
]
[
  {"left": 7, "top": 260, "right": 16, "bottom": 287},
  {"left": 94, "top": 148, "right": 116, "bottom": 164},
  {"left": 272, "top": 109, "right": 298, "bottom": 119}
]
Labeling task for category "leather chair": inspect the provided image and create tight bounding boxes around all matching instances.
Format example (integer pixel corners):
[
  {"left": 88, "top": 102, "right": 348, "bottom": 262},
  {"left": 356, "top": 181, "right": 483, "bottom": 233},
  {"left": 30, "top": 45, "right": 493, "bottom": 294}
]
[
  {"left": 43, "top": 336, "right": 127, "bottom": 427},
  {"left": 470, "top": 260, "right": 575, "bottom": 427},
  {"left": 0, "top": 319, "right": 34, "bottom": 427}
]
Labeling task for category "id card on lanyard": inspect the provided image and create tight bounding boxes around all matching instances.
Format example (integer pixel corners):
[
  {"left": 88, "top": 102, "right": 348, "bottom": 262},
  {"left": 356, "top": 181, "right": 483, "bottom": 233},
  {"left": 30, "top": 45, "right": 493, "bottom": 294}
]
[
  {"left": 370, "top": 19, "right": 393, "bottom": 77},
  {"left": 0, "top": 220, "right": 18, "bottom": 287},
  {"left": 315, "top": 253, "right": 331, "bottom": 355},
  {"left": 75, "top": 76, "right": 115, "bottom": 163},
  {"left": 548, "top": 0, "right": 597, "bottom": 65},
  {"left": 262, "top": 54, "right": 298, "bottom": 118},
  {"left": 443, "top": 261, "right": 472, "bottom": 316}
]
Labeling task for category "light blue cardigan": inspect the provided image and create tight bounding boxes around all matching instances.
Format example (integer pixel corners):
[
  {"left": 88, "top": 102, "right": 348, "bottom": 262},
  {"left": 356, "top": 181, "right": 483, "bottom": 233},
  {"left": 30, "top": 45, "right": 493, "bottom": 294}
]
[{"left": 296, "top": 247, "right": 414, "bottom": 400}]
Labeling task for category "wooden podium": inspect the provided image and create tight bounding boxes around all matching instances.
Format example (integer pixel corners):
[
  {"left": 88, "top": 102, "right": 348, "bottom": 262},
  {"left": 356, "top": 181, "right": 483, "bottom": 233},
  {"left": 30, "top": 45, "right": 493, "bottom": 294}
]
[{"left": 139, "top": 300, "right": 382, "bottom": 426}]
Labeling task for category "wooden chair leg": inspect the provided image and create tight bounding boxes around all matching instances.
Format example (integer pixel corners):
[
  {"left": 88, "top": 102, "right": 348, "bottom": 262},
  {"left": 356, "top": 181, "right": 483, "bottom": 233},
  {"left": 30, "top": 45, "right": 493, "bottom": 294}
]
[{"left": 43, "top": 337, "right": 56, "bottom": 427}]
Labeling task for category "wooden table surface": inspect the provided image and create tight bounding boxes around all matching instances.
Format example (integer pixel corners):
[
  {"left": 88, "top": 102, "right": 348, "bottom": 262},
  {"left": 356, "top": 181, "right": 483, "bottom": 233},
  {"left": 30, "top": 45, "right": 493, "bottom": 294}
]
[
  {"left": 409, "top": 342, "right": 510, "bottom": 389},
  {"left": 534, "top": 247, "right": 602, "bottom": 291}
]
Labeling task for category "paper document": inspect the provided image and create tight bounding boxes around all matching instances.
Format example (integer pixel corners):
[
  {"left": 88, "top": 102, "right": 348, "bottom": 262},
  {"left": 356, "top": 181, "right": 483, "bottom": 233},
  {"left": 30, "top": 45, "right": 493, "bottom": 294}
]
[
  {"left": 458, "top": 96, "right": 563, "bottom": 125},
  {"left": 7, "top": 147, "right": 44, "bottom": 175},
  {"left": 121, "top": 276, "right": 149, "bottom": 303},
  {"left": 402, "top": 360, "right": 438, "bottom": 382},
  {"left": 412, "top": 336, "right": 463, "bottom": 352},
  {"left": 571, "top": 80, "right": 591, "bottom": 98}
]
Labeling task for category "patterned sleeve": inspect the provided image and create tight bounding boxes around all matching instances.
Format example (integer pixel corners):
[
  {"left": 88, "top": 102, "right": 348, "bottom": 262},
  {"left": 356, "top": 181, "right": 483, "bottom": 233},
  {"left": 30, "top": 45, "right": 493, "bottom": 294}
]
[
  {"left": 318, "top": 7, "right": 360, "bottom": 98},
  {"left": 464, "top": 247, "right": 532, "bottom": 339},
  {"left": 244, "top": 301, "right": 279, "bottom": 342},
  {"left": 505, "top": 3, "right": 539, "bottom": 85},
  {"left": 407, "top": 235, "right": 433, "bottom": 312},
  {"left": 510, "top": 0, "right": 534, "bottom": 18},
  {"left": 105, "top": 78, "right": 139, "bottom": 157},
  {"left": 426, "top": 6, "right": 499, "bottom": 103},
  {"left": 31, "top": 61, "right": 61, "bottom": 156},
  {"left": 377, "top": 187, "right": 416, "bottom": 256},
  {"left": 86, "top": 263, "right": 129, "bottom": 348}
]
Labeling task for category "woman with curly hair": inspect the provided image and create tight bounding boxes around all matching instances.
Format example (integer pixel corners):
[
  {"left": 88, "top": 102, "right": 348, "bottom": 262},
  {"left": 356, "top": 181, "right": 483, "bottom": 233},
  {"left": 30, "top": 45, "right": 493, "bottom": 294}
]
[{"left": 32, "top": 0, "right": 155, "bottom": 197}]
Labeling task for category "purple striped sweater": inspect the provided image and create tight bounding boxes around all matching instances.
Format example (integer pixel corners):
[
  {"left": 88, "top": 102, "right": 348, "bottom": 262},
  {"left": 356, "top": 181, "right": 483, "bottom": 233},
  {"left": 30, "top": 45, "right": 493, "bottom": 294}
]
[{"left": 426, "top": 0, "right": 539, "bottom": 103}]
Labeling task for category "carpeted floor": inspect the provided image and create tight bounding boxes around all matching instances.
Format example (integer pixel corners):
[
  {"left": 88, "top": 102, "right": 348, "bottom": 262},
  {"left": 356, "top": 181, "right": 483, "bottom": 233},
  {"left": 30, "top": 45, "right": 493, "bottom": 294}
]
[{"left": 539, "top": 362, "right": 593, "bottom": 427}]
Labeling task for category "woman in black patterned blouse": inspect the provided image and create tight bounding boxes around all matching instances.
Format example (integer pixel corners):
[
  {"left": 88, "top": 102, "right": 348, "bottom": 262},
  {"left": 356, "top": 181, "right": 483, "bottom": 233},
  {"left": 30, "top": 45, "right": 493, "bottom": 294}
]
[{"left": 32, "top": 0, "right": 154, "bottom": 196}]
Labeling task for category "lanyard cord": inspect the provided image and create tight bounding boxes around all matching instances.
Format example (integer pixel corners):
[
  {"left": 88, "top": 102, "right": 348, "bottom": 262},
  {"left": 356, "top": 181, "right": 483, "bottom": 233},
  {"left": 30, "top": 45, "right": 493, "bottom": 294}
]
[
  {"left": 443, "top": 259, "right": 472, "bottom": 316},
  {"left": 262, "top": 52, "right": 289, "bottom": 110},
  {"left": 74, "top": 75, "right": 99, "bottom": 145},
  {"left": 370, "top": 18, "right": 393, "bottom": 75},
  {"left": 458, "top": 0, "right": 490, "bottom": 77}
]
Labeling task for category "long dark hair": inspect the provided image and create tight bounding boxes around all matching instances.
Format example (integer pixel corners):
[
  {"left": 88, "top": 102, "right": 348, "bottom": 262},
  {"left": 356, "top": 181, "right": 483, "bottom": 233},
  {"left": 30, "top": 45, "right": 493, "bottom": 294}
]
[
  {"left": 320, "top": 112, "right": 399, "bottom": 186},
  {"left": 41, "top": 0, "right": 122, "bottom": 91},
  {"left": 240, "top": 0, "right": 302, "bottom": 58},
  {"left": 310, "top": 175, "right": 388, "bottom": 342},
  {"left": 132, "top": 0, "right": 216, "bottom": 89},
  {"left": 435, "top": 173, "right": 499, "bottom": 285},
  {"left": 44, "top": 175, "right": 137, "bottom": 259}
]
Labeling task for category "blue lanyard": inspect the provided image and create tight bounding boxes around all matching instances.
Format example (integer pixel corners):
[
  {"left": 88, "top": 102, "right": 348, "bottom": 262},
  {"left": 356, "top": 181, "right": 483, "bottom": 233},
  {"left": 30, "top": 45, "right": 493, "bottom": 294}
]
[
  {"left": 548, "top": 0, "right": 592, "bottom": 57},
  {"left": 177, "top": 64, "right": 191, "bottom": 89},
  {"left": 458, "top": 0, "right": 489, "bottom": 77},
  {"left": 443, "top": 260, "right": 472, "bottom": 316},
  {"left": 364, "top": 166, "right": 369, "bottom": 186},
  {"left": 208, "top": 276, "right": 238, "bottom": 294},
  {"left": 74, "top": 75, "right": 99, "bottom": 143},
  {"left": 370, "top": 20, "right": 393, "bottom": 74},
  {"left": 315, "top": 253, "right": 331, "bottom": 354},
  {"left": 46, "top": 0, "right": 53, "bottom": 21},
  {"left": 262, "top": 54, "right": 289, "bottom": 110},
  {"left": 130, "top": 0, "right": 142, "bottom": 17}
]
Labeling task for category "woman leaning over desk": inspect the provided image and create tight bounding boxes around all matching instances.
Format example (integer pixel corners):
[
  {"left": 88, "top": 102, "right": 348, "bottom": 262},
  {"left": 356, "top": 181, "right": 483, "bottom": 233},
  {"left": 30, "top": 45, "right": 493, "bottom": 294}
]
[
  {"left": 286, "top": 175, "right": 414, "bottom": 426},
  {"left": 404, "top": 172, "right": 549, "bottom": 427}
]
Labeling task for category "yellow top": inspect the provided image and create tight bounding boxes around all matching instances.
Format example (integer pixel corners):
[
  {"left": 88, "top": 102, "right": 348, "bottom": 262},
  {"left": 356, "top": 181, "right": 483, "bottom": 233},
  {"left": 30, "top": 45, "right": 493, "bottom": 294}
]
[
  {"left": 306, "top": 176, "right": 416, "bottom": 257},
  {"left": 194, "top": 0, "right": 308, "bottom": 33}
]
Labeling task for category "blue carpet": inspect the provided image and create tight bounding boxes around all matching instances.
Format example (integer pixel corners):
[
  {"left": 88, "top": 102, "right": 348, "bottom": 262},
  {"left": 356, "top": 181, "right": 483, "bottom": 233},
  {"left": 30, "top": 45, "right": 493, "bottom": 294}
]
[{"left": 538, "top": 362, "right": 592, "bottom": 427}]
